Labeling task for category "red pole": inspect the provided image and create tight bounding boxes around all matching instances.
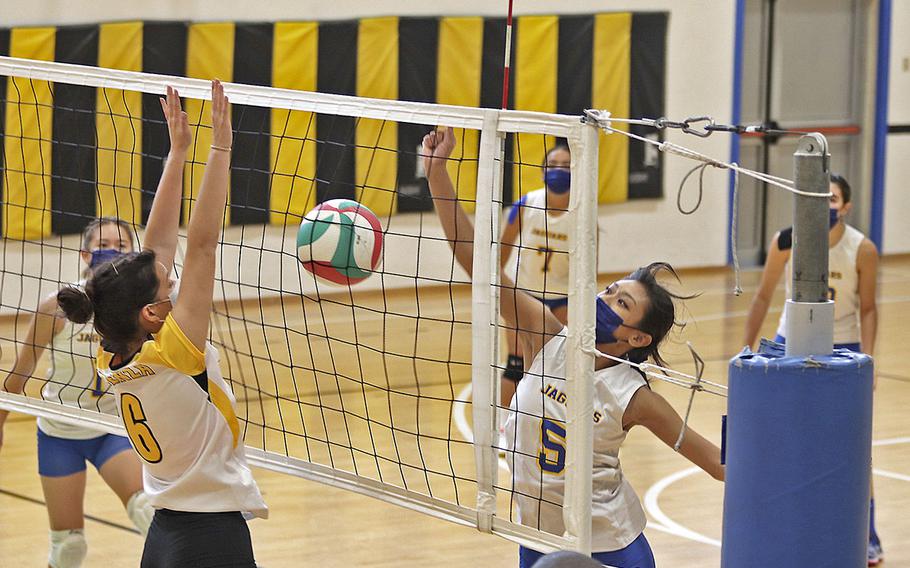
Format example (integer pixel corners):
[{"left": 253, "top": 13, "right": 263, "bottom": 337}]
[{"left": 501, "top": 0, "right": 514, "bottom": 110}]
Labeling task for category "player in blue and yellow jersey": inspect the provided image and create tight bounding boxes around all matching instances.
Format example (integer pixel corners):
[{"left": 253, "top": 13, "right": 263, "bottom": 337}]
[
  {"left": 1, "top": 217, "right": 154, "bottom": 568},
  {"left": 424, "top": 127, "right": 723, "bottom": 568}
]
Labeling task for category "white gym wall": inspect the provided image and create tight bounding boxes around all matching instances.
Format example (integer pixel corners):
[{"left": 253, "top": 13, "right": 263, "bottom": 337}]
[{"left": 4, "top": 0, "right": 736, "bottom": 274}]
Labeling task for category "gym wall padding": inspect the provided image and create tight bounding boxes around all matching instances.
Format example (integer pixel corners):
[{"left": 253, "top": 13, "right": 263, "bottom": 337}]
[{"left": 0, "top": 14, "right": 667, "bottom": 237}]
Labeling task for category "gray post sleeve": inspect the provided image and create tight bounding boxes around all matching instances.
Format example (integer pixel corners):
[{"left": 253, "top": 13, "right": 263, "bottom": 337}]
[
  {"left": 785, "top": 133, "right": 834, "bottom": 357},
  {"left": 791, "top": 134, "right": 830, "bottom": 303}
]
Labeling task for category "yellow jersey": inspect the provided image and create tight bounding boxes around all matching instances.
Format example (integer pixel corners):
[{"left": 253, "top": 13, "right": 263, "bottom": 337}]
[{"left": 96, "top": 315, "right": 267, "bottom": 518}]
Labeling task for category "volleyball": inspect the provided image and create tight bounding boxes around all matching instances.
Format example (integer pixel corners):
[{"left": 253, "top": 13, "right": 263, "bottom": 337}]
[{"left": 297, "top": 199, "right": 384, "bottom": 286}]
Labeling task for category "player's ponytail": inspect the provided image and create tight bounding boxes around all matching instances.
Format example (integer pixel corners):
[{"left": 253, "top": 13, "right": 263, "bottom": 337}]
[
  {"left": 73, "top": 250, "right": 160, "bottom": 355},
  {"left": 57, "top": 285, "right": 94, "bottom": 324},
  {"left": 625, "top": 262, "right": 698, "bottom": 368}
]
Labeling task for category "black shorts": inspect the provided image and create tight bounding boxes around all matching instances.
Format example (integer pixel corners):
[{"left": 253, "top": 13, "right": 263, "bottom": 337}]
[{"left": 140, "top": 509, "right": 256, "bottom": 568}]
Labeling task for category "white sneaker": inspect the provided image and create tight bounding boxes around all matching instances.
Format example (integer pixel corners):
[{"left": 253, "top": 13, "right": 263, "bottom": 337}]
[{"left": 868, "top": 540, "right": 884, "bottom": 566}]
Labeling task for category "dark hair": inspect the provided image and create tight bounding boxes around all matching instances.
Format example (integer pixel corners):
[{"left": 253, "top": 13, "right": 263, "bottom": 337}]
[
  {"left": 57, "top": 250, "right": 160, "bottom": 355},
  {"left": 830, "top": 173, "right": 851, "bottom": 204},
  {"left": 623, "top": 262, "right": 697, "bottom": 368},
  {"left": 542, "top": 142, "right": 570, "bottom": 168},
  {"left": 81, "top": 216, "right": 136, "bottom": 251}
]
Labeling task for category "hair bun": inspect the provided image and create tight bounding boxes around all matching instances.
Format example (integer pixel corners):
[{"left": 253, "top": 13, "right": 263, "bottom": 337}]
[{"left": 57, "top": 285, "right": 94, "bottom": 324}]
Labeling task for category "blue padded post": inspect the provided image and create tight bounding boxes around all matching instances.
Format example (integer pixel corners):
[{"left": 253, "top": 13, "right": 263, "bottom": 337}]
[{"left": 722, "top": 340, "right": 873, "bottom": 567}]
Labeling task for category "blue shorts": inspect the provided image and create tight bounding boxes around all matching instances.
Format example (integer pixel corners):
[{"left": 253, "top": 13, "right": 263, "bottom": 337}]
[
  {"left": 531, "top": 295, "right": 569, "bottom": 310},
  {"left": 37, "top": 429, "right": 133, "bottom": 477},
  {"left": 773, "top": 334, "right": 861, "bottom": 353},
  {"left": 519, "top": 533, "right": 655, "bottom": 568}
]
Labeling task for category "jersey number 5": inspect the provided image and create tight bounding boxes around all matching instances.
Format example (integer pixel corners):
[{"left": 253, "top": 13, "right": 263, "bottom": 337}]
[
  {"left": 121, "top": 393, "right": 163, "bottom": 463},
  {"left": 538, "top": 419, "right": 567, "bottom": 474}
]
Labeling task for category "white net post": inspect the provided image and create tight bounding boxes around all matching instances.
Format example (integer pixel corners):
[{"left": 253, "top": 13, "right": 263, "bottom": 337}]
[
  {"left": 562, "top": 121, "right": 599, "bottom": 555},
  {"left": 471, "top": 109, "right": 503, "bottom": 532}
]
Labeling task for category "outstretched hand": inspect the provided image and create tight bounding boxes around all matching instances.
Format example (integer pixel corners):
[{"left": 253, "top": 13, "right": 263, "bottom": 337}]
[
  {"left": 159, "top": 86, "right": 191, "bottom": 153},
  {"left": 210, "top": 79, "right": 232, "bottom": 151},
  {"left": 421, "top": 127, "right": 456, "bottom": 177}
]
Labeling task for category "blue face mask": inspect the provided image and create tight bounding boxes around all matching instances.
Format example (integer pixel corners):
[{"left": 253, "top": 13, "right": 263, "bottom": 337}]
[
  {"left": 595, "top": 296, "right": 625, "bottom": 344},
  {"left": 89, "top": 248, "right": 124, "bottom": 269},
  {"left": 544, "top": 169, "right": 571, "bottom": 194},
  {"left": 829, "top": 207, "right": 839, "bottom": 229}
]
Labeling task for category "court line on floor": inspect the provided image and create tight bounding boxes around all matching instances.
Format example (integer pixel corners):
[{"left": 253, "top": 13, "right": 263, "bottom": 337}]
[
  {"left": 0, "top": 487, "right": 140, "bottom": 534},
  {"left": 644, "top": 437, "right": 910, "bottom": 548},
  {"left": 642, "top": 467, "right": 720, "bottom": 548},
  {"left": 874, "top": 468, "right": 910, "bottom": 483}
]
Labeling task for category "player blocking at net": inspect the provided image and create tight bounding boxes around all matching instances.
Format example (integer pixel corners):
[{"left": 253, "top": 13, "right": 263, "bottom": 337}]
[
  {"left": 57, "top": 81, "right": 267, "bottom": 567},
  {"left": 423, "top": 127, "right": 724, "bottom": 568}
]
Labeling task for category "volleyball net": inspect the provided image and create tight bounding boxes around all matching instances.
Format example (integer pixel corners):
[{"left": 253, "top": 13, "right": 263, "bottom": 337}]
[{"left": 0, "top": 56, "right": 601, "bottom": 553}]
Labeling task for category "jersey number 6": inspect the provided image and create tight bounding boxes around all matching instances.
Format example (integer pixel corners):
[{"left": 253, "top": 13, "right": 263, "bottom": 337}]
[
  {"left": 121, "top": 393, "right": 163, "bottom": 463},
  {"left": 538, "top": 419, "right": 567, "bottom": 474}
]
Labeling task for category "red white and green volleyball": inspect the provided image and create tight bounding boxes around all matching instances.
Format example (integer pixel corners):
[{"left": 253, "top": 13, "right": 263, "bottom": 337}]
[{"left": 297, "top": 199, "right": 384, "bottom": 286}]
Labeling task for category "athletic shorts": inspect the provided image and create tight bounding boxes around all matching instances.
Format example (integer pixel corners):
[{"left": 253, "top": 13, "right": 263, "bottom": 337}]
[
  {"left": 773, "top": 334, "right": 861, "bottom": 353},
  {"left": 519, "top": 532, "right": 655, "bottom": 568},
  {"left": 141, "top": 509, "right": 256, "bottom": 568},
  {"left": 37, "top": 429, "right": 133, "bottom": 477},
  {"left": 530, "top": 295, "right": 569, "bottom": 310}
]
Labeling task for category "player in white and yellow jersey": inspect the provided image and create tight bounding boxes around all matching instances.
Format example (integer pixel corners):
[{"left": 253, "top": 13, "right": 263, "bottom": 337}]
[
  {"left": 424, "top": 127, "right": 724, "bottom": 568},
  {"left": 58, "top": 82, "right": 266, "bottom": 567},
  {"left": 743, "top": 173, "right": 882, "bottom": 564},
  {"left": 1, "top": 217, "right": 154, "bottom": 568},
  {"left": 500, "top": 145, "right": 573, "bottom": 407}
]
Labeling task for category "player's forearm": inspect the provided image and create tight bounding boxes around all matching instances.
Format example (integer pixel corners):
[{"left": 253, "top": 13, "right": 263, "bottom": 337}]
[
  {"left": 861, "top": 308, "right": 877, "bottom": 355},
  {"left": 144, "top": 148, "right": 188, "bottom": 261},
  {"left": 742, "top": 297, "right": 770, "bottom": 349},
  {"left": 499, "top": 245, "right": 513, "bottom": 269},
  {"left": 427, "top": 167, "right": 475, "bottom": 277},
  {"left": 187, "top": 149, "right": 230, "bottom": 251},
  {"left": 3, "top": 343, "right": 42, "bottom": 394},
  {"left": 3, "top": 363, "right": 33, "bottom": 398},
  {"left": 679, "top": 429, "right": 725, "bottom": 481}
]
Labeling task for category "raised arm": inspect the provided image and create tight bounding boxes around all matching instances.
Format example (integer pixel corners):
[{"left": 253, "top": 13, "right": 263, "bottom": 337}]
[
  {"left": 170, "top": 80, "right": 231, "bottom": 350},
  {"left": 623, "top": 386, "right": 724, "bottom": 481},
  {"left": 422, "top": 127, "right": 563, "bottom": 363},
  {"left": 143, "top": 86, "right": 191, "bottom": 273},
  {"left": 0, "top": 293, "right": 65, "bottom": 451},
  {"left": 499, "top": 201, "right": 521, "bottom": 270},
  {"left": 742, "top": 233, "right": 789, "bottom": 349}
]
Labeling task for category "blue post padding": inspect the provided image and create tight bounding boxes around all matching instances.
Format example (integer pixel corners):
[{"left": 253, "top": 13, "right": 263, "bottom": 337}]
[{"left": 722, "top": 339, "right": 873, "bottom": 568}]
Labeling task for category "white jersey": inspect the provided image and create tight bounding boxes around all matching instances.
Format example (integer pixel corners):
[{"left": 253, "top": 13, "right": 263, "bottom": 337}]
[
  {"left": 503, "top": 330, "right": 648, "bottom": 551},
  {"left": 39, "top": 295, "right": 119, "bottom": 439},
  {"left": 777, "top": 224, "right": 864, "bottom": 345},
  {"left": 96, "top": 315, "right": 268, "bottom": 518},
  {"left": 504, "top": 189, "right": 573, "bottom": 300}
]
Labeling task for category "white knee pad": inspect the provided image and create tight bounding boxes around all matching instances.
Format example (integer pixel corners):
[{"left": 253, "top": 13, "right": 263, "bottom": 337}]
[
  {"left": 127, "top": 491, "right": 154, "bottom": 536},
  {"left": 49, "top": 529, "right": 87, "bottom": 568}
]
